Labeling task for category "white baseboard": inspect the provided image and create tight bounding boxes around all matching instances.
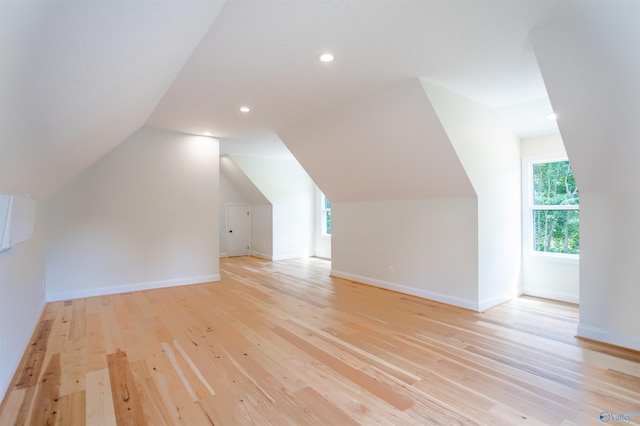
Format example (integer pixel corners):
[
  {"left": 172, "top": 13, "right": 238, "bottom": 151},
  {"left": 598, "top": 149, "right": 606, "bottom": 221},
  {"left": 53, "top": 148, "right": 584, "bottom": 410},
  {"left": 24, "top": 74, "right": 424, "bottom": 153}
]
[
  {"left": 522, "top": 287, "right": 579, "bottom": 304},
  {"left": 249, "top": 252, "right": 314, "bottom": 261},
  {"left": 330, "top": 269, "right": 479, "bottom": 311},
  {"left": 271, "top": 254, "right": 307, "bottom": 261},
  {"left": 46, "top": 274, "right": 221, "bottom": 302},
  {"left": 219, "top": 252, "right": 228, "bottom": 258},
  {"left": 478, "top": 292, "right": 516, "bottom": 312},
  {"left": 577, "top": 324, "right": 640, "bottom": 351},
  {"left": 250, "top": 250, "right": 272, "bottom": 260},
  {"left": 0, "top": 296, "right": 47, "bottom": 403}
]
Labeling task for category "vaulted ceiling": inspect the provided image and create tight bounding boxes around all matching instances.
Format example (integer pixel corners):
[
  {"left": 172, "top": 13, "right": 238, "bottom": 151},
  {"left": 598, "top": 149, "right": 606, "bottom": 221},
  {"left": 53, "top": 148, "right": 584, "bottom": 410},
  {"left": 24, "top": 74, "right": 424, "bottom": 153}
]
[{"left": 1, "top": 0, "right": 633, "bottom": 199}]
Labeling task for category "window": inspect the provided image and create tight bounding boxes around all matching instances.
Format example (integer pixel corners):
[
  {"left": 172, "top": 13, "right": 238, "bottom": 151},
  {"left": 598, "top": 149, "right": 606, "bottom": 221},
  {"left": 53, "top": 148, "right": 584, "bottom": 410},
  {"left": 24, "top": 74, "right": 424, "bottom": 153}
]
[
  {"left": 321, "top": 194, "right": 331, "bottom": 236},
  {"left": 529, "top": 160, "right": 579, "bottom": 255}
]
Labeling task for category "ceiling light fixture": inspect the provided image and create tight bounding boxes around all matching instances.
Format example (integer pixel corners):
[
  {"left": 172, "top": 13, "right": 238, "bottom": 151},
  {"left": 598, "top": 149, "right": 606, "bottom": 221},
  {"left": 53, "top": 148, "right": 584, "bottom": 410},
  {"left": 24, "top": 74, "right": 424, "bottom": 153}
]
[
  {"left": 319, "top": 53, "right": 334, "bottom": 63},
  {"left": 202, "top": 131, "right": 212, "bottom": 136},
  {"left": 240, "top": 106, "right": 250, "bottom": 113},
  {"left": 546, "top": 112, "right": 557, "bottom": 121}
]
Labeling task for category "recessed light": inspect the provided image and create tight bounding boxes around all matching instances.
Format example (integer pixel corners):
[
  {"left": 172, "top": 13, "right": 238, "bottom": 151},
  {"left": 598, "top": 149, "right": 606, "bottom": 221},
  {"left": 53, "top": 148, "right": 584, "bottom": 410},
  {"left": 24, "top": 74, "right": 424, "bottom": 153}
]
[
  {"left": 319, "top": 53, "right": 334, "bottom": 63},
  {"left": 240, "top": 106, "right": 250, "bottom": 113},
  {"left": 546, "top": 112, "right": 557, "bottom": 121},
  {"left": 202, "top": 131, "right": 212, "bottom": 136}
]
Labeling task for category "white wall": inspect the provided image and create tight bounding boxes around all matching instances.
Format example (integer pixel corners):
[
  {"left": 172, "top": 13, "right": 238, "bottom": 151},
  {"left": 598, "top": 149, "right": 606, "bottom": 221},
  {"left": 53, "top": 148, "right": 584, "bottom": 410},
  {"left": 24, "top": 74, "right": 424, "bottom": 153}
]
[
  {"left": 0, "top": 207, "right": 46, "bottom": 402},
  {"left": 277, "top": 77, "right": 522, "bottom": 311},
  {"left": 279, "top": 79, "right": 481, "bottom": 310},
  {"left": 230, "top": 155, "right": 314, "bottom": 260},
  {"left": 532, "top": 5, "right": 640, "bottom": 350},
  {"left": 423, "top": 81, "right": 522, "bottom": 310},
  {"left": 331, "top": 198, "right": 479, "bottom": 309},
  {"left": 579, "top": 193, "right": 639, "bottom": 349},
  {"left": 45, "top": 128, "right": 220, "bottom": 300},
  {"left": 250, "top": 204, "right": 273, "bottom": 259},
  {"left": 520, "top": 134, "right": 579, "bottom": 303}
]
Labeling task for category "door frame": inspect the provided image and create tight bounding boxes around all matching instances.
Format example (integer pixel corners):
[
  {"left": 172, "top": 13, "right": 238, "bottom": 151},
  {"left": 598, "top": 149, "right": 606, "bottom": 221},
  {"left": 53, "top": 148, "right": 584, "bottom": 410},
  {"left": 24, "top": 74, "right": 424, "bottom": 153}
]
[{"left": 226, "top": 203, "right": 251, "bottom": 257}]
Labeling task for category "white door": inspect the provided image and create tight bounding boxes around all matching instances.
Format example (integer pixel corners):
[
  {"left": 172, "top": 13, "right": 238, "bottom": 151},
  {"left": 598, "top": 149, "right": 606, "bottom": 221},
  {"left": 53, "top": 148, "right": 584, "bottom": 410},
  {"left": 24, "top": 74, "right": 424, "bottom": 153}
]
[{"left": 227, "top": 204, "right": 250, "bottom": 257}]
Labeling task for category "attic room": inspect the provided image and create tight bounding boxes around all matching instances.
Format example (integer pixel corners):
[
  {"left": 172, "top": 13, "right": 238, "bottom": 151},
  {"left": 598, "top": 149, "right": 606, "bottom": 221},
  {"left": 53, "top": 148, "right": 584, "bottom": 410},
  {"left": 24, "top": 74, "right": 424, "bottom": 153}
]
[{"left": 1, "top": 0, "right": 638, "bottom": 424}]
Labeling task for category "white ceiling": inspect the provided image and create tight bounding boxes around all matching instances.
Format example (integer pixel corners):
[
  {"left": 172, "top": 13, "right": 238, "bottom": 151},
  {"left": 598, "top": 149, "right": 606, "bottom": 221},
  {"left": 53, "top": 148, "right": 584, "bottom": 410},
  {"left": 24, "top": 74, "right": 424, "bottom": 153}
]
[
  {"left": 148, "top": 0, "right": 570, "bottom": 141},
  {"left": 1, "top": 0, "right": 624, "bottom": 198}
]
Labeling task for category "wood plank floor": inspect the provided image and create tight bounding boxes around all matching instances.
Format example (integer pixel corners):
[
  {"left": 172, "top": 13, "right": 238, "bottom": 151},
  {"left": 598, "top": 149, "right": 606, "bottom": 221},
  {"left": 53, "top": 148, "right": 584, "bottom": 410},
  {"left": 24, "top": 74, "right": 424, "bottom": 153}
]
[{"left": 1, "top": 256, "right": 639, "bottom": 425}]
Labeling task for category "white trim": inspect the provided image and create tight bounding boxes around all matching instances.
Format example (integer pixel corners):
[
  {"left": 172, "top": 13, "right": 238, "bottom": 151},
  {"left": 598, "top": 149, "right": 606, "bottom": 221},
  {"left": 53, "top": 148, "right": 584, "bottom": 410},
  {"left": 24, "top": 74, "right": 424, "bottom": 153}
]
[
  {"left": 522, "top": 155, "right": 581, "bottom": 260},
  {"left": 577, "top": 324, "right": 640, "bottom": 351},
  {"left": 330, "top": 269, "right": 479, "bottom": 311},
  {"left": 46, "top": 274, "right": 220, "bottom": 302},
  {"left": 528, "top": 251, "right": 579, "bottom": 265},
  {"left": 0, "top": 297, "right": 47, "bottom": 403},
  {"left": 478, "top": 292, "right": 515, "bottom": 312},
  {"left": 271, "top": 254, "right": 308, "bottom": 261},
  {"left": 522, "top": 287, "right": 579, "bottom": 304},
  {"left": 531, "top": 205, "right": 579, "bottom": 211},
  {"left": 250, "top": 250, "right": 272, "bottom": 260},
  {"left": 219, "top": 252, "right": 228, "bottom": 258}
]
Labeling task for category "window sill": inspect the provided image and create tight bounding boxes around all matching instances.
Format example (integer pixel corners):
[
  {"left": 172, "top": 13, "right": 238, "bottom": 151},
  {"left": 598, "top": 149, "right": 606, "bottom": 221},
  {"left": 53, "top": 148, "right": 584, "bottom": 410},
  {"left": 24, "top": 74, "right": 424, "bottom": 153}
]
[{"left": 527, "top": 251, "right": 579, "bottom": 264}]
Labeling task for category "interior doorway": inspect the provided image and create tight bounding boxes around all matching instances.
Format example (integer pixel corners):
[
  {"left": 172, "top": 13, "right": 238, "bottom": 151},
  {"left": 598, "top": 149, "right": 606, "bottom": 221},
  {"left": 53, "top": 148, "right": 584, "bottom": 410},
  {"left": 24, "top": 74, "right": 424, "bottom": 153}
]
[{"left": 227, "top": 203, "right": 251, "bottom": 257}]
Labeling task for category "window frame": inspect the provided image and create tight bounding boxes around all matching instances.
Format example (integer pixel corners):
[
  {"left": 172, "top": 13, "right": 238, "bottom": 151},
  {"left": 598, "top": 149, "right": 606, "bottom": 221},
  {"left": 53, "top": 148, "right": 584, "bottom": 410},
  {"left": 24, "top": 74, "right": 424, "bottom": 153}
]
[
  {"left": 321, "top": 193, "right": 331, "bottom": 236},
  {"left": 523, "top": 155, "right": 580, "bottom": 263}
]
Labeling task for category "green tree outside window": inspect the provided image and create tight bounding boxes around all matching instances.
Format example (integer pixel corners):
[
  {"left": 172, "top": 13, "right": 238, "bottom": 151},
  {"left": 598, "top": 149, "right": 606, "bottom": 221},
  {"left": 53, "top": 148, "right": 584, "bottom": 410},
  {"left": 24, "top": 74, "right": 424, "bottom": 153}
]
[{"left": 532, "top": 161, "right": 579, "bottom": 255}]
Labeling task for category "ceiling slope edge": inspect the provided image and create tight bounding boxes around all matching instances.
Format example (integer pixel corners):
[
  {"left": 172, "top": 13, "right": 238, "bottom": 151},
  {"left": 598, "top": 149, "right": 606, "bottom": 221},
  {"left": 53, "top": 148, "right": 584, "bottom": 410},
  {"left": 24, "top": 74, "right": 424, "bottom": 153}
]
[
  {"left": 278, "top": 78, "right": 475, "bottom": 203},
  {"left": 220, "top": 155, "right": 271, "bottom": 206},
  {"left": 530, "top": 4, "right": 640, "bottom": 193},
  {"left": 0, "top": 1, "right": 228, "bottom": 199},
  {"left": 421, "top": 79, "right": 522, "bottom": 198}
]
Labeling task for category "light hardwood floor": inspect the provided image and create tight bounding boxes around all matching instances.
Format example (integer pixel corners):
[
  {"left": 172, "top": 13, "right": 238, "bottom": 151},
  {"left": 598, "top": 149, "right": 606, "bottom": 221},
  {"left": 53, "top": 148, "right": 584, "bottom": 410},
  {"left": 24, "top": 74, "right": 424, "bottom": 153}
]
[{"left": 1, "top": 256, "right": 639, "bottom": 425}]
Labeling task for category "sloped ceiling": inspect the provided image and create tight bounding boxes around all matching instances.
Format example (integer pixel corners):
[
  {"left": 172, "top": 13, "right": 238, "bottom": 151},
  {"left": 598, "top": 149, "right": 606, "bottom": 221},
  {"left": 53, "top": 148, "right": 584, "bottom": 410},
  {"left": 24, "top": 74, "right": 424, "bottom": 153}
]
[
  {"left": 278, "top": 78, "right": 474, "bottom": 202},
  {"left": 0, "top": 0, "right": 226, "bottom": 198},
  {"left": 531, "top": 2, "right": 640, "bottom": 192},
  {"left": 220, "top": 155, "right": 270, "bottom": 205},
  {"left": 2, "top": 0, "right": 630, "bottom": 200}
]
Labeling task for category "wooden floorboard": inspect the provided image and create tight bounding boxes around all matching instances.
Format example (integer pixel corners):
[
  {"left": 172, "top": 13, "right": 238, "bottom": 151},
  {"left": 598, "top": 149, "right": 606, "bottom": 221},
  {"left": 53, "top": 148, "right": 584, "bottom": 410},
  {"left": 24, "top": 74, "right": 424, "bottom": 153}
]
[{"left": 1, "top": 256, "right": 639, "bottom": 425}]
